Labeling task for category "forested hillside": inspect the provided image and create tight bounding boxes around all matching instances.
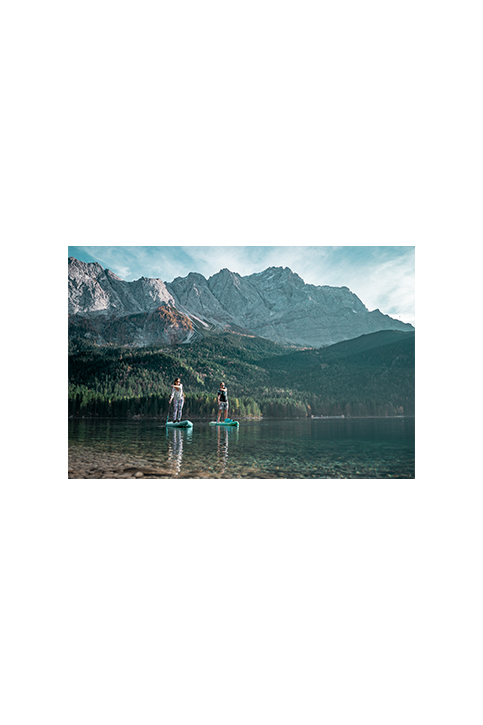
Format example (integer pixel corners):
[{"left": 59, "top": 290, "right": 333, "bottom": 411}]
[{"left": 68, "top": 330, "right": 415, "bottom": 419}]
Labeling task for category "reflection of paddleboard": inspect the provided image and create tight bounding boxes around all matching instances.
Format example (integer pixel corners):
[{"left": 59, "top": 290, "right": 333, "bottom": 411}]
[
  {"left": 209, "top": 419, "right": 239, "bottom": 427},
  {"left": 166, "top": 420, "right": 193, "bottom": 428}
]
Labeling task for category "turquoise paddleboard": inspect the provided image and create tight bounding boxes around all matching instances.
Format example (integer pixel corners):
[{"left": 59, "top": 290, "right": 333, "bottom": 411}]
[
  {"left": 166, "top": 420, "right": 193, "bottom": 428},
  {"left": 209, "top": 419, "right": 239, "bottom": 427}
]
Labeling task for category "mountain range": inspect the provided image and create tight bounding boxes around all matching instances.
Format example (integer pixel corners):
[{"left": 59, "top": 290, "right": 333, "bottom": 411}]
[{"left": 68, "top": 257, "right": 414, "bottom": 348}]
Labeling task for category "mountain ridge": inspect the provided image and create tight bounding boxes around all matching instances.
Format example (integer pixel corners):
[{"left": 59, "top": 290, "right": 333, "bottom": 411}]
[{"left": 68, "top": 257, "right": 414, "bottom": 348}]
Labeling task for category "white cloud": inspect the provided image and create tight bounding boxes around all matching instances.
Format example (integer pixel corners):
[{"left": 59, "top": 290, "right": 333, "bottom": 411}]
[{"left": 346, "top": 253, "right": 415, "bottom": 324}]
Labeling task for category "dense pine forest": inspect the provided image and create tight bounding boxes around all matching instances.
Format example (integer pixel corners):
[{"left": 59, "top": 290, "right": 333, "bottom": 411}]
[{"left": 68, "top": 330, "right": 415, "bottom": 419}]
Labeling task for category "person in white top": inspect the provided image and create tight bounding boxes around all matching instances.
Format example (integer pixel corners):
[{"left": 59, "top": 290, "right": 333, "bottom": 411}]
[{"left": 168, "top": 378, "right": 184, "bottom": 421}]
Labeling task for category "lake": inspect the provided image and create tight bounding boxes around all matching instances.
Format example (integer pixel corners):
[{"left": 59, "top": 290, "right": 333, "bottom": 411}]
[{"left": 68, "top": 417, "right": 415, "bottom": 479}]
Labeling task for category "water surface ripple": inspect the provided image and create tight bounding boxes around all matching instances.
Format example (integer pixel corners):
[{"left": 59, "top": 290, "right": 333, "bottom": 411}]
[{"left": 68, "top": 417, "right": 415, "bottom": 479}]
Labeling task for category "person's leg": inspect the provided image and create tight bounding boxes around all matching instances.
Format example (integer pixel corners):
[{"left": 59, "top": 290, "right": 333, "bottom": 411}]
[
  {"left": 177, "top": 399, "right": 184, "bottom": 421},
  {"left": 173, "top": 399, "right": 181, "bottom": 421}
]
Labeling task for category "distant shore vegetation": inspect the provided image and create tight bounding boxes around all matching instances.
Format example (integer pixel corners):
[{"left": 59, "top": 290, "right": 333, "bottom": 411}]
[{"left": 68, "top": 330, "right": 414, "bottom": 419}]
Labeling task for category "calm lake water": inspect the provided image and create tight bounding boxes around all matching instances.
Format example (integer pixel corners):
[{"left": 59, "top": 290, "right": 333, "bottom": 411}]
[{"left": 68, "top": 417, "right": 415, "bottom": 479}]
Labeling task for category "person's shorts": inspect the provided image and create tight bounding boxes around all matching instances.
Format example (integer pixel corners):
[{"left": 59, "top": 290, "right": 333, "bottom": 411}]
[{"left": 219, "top": 401, "right": 229, "bottom": 410}]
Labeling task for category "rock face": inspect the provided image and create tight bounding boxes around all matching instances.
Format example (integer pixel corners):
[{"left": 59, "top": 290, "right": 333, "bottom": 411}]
[
  {"left": 68, "top": 258, "right": 193, "bottom": 345},
  {"left": 168, "top": 266, "right": 413, "bottom": 346},
  {"left": 69, "top": 257, "right": 175, "bottom": 315},
  {"left": 68, "top": 257, "right": 414, "bottom": 347}
]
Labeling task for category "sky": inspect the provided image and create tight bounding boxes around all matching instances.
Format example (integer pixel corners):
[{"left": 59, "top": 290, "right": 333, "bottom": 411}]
[{"left": 68, "top": 245, "right": 415, "bottom": 325}]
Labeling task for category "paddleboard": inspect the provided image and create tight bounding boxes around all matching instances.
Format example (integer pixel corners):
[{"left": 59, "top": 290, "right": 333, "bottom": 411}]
[
  {"left": 209, "top": 419, "right": 239, "bottom": 427},
  {"left": 166, "top": 420, "right": 193, "bottom": 428}
]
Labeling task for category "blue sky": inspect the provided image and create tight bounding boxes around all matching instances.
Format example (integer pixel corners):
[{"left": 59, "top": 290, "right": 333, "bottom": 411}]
[{"left": 69, "top": 245, "right": 415, "bottom": 325}]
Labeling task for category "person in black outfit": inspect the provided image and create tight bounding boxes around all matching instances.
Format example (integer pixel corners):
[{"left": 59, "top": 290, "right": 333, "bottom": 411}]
[{"left": 217, "top": 382, "right": 229, "bottom": 422}]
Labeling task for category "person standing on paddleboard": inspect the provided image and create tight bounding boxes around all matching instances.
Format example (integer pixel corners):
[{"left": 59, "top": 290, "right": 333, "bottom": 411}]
[
  {"left": 169, "top": 378, "right": 184, "bottom": 422},
  {"left": 217, "top": 382, "right": 229, "bottom": 422}
]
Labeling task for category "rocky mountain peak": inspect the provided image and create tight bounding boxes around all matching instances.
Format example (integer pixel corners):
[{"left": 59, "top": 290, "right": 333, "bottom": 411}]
[
  {"left": 208, "top": 268, "right": 244, "bottom": 295},
  {"left": 69, "top": 257, "right": 414, "bottom": 348},
  {"left": 209, "top": 267, "right": 242, "bottom": 282},
  {"left": 68, "top": 257, "right": 174, "bottom": 317},
  {"left": 248, "top": 265, "right": 305, "bottom": 286},
  {"left": 68, "top": 256, "right": 104, "bottom": 278}
]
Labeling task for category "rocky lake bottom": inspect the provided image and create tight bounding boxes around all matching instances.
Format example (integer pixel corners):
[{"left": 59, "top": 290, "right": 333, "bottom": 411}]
[{"left": 68, "top": 417, "right": 415, "bottom": 479}]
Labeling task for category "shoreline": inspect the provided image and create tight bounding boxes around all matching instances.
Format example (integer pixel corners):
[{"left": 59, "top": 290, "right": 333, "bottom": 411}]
[{"left": 68, "top": 414, "right": 414, "bottom": 422}]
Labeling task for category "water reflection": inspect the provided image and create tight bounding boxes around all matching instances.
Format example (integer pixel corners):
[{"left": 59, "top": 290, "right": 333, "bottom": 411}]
[
  {"left": 69, "top": 418, "right": 414, "bottom": 479},
  {"left": 166, "top": 426, "right": 193, "bottom": 477},
  {"left": 215, "top": 425, "right": 239, "bottom": 476}
]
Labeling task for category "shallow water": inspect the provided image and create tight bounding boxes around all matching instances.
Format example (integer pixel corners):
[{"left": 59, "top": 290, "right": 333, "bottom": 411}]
[{"left": 68, "top": 417, "right": 415, "bottom": 479}]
